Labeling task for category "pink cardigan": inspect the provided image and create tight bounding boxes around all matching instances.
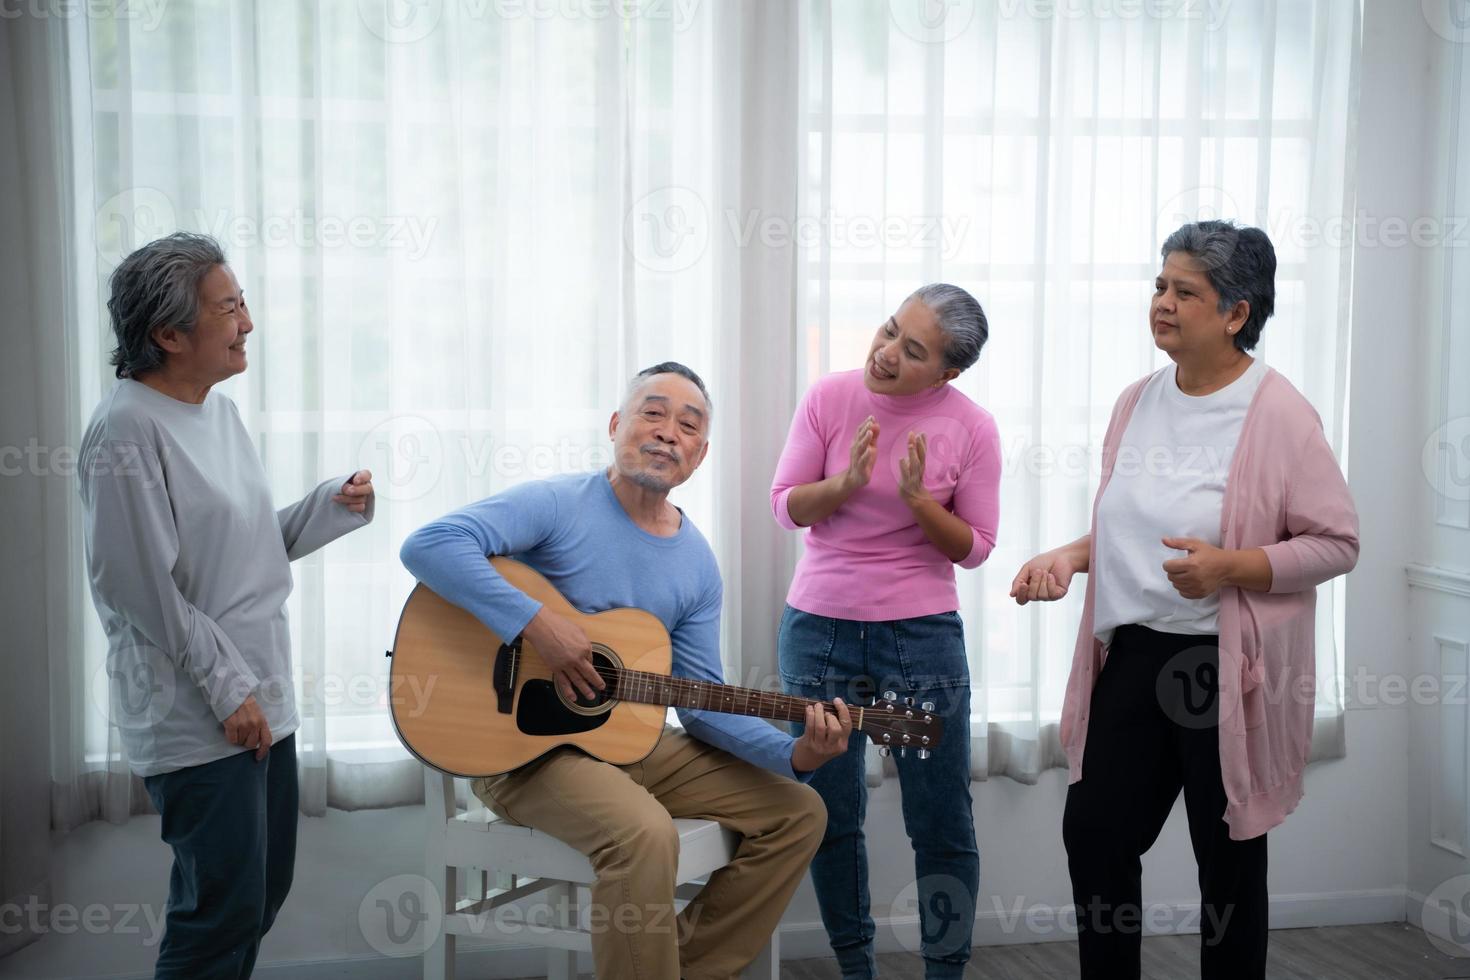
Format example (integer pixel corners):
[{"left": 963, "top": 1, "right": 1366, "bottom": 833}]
[{"left": 1060, "top": 366, "right": 1359, "bottom": 840}]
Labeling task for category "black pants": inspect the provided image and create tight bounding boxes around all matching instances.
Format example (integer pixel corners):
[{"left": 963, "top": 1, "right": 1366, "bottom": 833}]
[
  {"left": 1062, "top": 626, "right": 1267, "bottom": 980},
  {"left": 143, "top": 734, "right": 298, "bottom": 980}
]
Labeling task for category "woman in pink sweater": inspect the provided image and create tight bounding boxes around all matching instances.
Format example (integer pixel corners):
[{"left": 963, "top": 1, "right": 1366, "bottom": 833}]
[
  {"left": 771, "top": 283, "right": 1002, "bottom": 980},
  {"left": 1011, "top": 221, "right": 1359, "bottom": 979}
]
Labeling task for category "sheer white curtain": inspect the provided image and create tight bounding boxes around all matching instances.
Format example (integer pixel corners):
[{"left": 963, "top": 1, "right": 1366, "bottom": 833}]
[
  {"left": 47, "top": 0, "right": 1360, "bottom": 827},
  {"left": 796, "top": 0, "right": 1360, "bottom": 783},
  {"left": 51, "top": 0, "right": 771, "bottom": 822}
]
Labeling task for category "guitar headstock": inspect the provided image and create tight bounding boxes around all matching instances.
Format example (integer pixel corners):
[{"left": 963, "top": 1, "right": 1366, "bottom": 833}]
[{"left": 857, "top": 692, "right": 944, "bottom": 759}]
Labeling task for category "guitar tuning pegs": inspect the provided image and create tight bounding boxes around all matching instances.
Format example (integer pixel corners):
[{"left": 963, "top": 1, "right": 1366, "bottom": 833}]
[
  {"left": 878, "top": 745, "right": 892, "bottom": 758},
  {"left": 899, "top": 747, "right": 907, "bottom": 758},
  {"left": 917, "top": 749, "right": 931, "bottom": 760},
  {"left": 921, "top": 701, "right": 935, "bottom": 712},
  {"left": 883, "top": 690, "right": 897, "bottom": 702},
  {"left": 904, "top": 696, "right": 915, "bottom": 707}
]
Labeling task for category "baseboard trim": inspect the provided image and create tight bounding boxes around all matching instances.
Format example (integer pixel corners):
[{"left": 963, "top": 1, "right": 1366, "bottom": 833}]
[
  {"left": 1408, "top": 888, "right": 1470, "bottom": 956},
  {"left": 85, "top": 889, "right": 1411, "bottom": 980},
  {"left": 778, "top": 887, "right": 1409, "bottom": 959}
]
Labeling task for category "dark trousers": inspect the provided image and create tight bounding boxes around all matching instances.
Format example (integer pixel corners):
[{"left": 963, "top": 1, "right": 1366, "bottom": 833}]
[
  {"left": 143, "top": 734, "right": 298, "bottom": 980},
  {"left": 1062, "top": 626, "right": 1268, "bottom": 980}
]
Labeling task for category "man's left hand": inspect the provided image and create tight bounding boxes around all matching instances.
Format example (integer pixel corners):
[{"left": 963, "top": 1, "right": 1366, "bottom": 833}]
[{"left": 791, "top": 698, "right": 853, "bottom": 774}]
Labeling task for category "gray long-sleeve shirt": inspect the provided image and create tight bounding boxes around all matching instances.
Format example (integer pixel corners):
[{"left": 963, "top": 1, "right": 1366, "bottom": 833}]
[{"left": 79, "top": 380, "right": 372, "bottom": 776}]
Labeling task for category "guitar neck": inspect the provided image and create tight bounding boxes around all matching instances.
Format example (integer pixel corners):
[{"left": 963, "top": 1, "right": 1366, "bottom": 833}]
[
  {"left": 608, "top": 666, "right": 817, "bottom": 724},
  {"left": 599, "top": 666, "right": 942, "bottom": 752}
]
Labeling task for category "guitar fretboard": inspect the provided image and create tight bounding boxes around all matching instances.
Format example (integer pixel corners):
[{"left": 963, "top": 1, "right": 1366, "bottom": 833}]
[
  {"left": 502, "top": 648, "right": 933, "bottom": 744},
  {"left": 606, "top": 667, "right": 818, "bottom": 723}
]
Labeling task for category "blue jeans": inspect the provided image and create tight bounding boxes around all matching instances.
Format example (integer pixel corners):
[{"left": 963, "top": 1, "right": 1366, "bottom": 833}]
[
  {"left": 143, "top": 735, "right": 298, "bottom": 979},
  {"left": 780, "top": 606, "right": 978, "bottom": 980}
]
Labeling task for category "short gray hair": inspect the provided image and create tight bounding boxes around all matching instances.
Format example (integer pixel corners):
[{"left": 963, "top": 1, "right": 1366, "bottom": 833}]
[
  {"left": 107, "top": 232, "right": 228, "bottom": 378},
  {"left": 1160, "top": 220, "right": 1276, "bottom": 352},
  {"left": 907, "top": 283, "right": 988, "bottom": 372},
  {"left": 623, "top": 361, "right": 712, "bottom": 421}
]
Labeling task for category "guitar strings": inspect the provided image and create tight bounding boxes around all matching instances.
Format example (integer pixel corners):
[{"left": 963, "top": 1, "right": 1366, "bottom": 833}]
[
  {"left": 502, "top": 649, "right": 933, "bottom": 736},
  {"left": 507, "top": 648, "right": 819, "bottom": 721}
]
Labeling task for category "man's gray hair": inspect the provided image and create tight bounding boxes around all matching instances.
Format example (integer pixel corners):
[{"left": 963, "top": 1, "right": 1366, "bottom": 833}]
[
  {"left": 623, "top": 361, "right": 712, "bottom": 421},
  {"left": 907, "top": 283, "right": 988, "bottom": 372},
  {"left": 1160, "top": 220, "right": 1276, "bottom": 352},
  {"left": 106, "top": 232, "right": 228, "bottom": 379}
]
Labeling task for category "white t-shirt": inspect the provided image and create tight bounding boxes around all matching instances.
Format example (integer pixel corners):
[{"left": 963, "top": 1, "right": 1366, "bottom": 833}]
[{"left": 1093, "top": 358, "right": 1266, "bottom": 646}]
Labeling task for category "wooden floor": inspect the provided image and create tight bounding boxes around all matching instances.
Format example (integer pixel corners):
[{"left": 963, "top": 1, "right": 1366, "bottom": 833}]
[{"left": 779, "top": 923, "right": 1470, "bottom": 980}]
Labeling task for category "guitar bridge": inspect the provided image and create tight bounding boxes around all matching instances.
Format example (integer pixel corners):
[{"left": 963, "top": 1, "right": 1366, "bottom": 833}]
[{"left": 492, "top": 637, "right": 520, "bottom": 715}]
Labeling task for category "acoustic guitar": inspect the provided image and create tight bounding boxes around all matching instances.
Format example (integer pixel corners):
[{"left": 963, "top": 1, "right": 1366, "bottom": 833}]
[{"left": 388, "top": 557, "right": 944, "bottom": 777}]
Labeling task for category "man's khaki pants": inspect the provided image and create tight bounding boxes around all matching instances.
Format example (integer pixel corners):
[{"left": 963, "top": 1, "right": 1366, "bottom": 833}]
[{"left": 472, "top": 731, "right": 826, "bottom": 980}]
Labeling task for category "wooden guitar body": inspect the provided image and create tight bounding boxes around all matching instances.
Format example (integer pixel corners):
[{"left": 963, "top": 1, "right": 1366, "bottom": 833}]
[{"left": 390, "top": 558, "right": 671, "bottom": 777}]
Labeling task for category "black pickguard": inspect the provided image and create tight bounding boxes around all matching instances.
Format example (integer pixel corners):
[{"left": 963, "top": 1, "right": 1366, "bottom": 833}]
[{"left": 513, "top": 649, "right": 620, "bottom": 736}]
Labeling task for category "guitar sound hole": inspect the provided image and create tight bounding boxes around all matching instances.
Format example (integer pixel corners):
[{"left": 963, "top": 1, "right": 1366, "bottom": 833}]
[
  {"left": 566, "top": 647, "right": 619, "bottom": 712},
  {"left": 569, "top": 685, "right": 613, "bottom": 710},
  {"left": 512, "top": 648, "right": 620, "bottom": 736}
]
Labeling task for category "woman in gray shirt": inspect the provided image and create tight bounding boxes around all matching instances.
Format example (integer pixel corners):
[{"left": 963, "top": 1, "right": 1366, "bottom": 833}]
[{"left": 79, "top": 232, "right": 373, "bottom": 979}]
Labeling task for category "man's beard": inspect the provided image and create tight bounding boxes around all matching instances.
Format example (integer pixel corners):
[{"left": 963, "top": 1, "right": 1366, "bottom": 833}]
[
  {"left": 617, "top": 443, "right": 682, "bottom": 493},
  {"left": 624, "top": 468, "right": 675, "bottom": 494}
]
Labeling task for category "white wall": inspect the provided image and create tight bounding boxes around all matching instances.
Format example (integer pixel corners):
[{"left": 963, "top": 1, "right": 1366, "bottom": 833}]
[
  {"left": 1402, "top": 0, "right": 1470, "bottom": 953},
  {"left": 1343, "top": 0, "right": 1439, "bottom": 933}
]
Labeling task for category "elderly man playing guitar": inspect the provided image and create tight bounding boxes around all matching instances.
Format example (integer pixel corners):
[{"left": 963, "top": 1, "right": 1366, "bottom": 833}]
[{"left": 400, "top": 362, "right": 852, "bottom": 980}]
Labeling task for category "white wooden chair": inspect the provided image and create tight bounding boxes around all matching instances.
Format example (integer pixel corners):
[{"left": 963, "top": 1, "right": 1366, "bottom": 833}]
[{"left": 424, "top": 767, "right": 780, "bottom": 979}]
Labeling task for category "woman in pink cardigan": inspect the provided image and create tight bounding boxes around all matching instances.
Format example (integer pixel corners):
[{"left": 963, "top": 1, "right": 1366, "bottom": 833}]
[{"left": 1011, "top": 221, "right": 1358, "bottom": 979}]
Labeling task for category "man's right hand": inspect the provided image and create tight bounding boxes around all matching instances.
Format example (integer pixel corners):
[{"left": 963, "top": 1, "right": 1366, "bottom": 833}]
[
  {"left": 522, "top": 608, "right": 606, "bottom": 702},
  {"left": 223, "top": 695, "right": 272, "bottom": 761}
]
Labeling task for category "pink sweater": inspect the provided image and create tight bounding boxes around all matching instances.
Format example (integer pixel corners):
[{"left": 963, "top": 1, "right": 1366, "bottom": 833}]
[
  {"left": 770, "top": 369, "right": 1002, "bottom": 622},
  {"left": 1061, "top": 366, "right": 1359, "bottom": 840}
]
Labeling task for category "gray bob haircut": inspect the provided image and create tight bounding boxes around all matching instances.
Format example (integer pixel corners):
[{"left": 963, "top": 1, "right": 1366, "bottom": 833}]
[
  {"left": 907, "top": 283, "right": 989, "bottom": 372},
  {"left": 107, "top": 232, "right": 228, "bottom": 379},
  {"left": 1160, "top": 220, "right": 1276, "bottom": 352}
]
